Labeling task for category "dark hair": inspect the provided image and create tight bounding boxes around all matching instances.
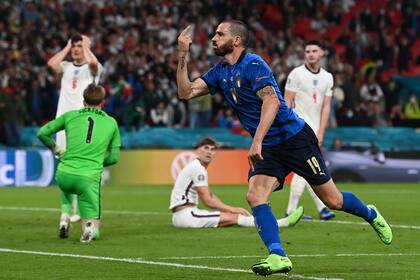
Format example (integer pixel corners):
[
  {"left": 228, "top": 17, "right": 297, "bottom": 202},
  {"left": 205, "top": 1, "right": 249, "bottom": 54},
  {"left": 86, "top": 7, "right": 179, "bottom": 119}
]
[
  {"left": 304, "top": 40, "right": 324, "bottom": 49},
  {"left": 223, "top": 20, "right": 249, "bottom": 47},
  {"left": 70, "top": 34, "right": 83, "bottom": 44},
  {"left": 195, "top": 137, "right": 219, "bottom": 149},
  {"left": 83, "top": 83, "right": 105, "bottom": 105}
]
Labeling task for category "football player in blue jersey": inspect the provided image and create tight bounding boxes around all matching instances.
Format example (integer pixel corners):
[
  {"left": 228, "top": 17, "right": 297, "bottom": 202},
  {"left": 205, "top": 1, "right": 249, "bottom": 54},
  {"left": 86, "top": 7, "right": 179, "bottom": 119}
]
[{"left": 176, "top": 20, "right": 392, "bottom": 276}]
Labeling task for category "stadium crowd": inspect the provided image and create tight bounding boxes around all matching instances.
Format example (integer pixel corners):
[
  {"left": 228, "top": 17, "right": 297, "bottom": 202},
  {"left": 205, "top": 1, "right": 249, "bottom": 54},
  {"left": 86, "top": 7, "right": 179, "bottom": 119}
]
[{"left": 0, "top": 0, "right": 419, "bottom": 146}]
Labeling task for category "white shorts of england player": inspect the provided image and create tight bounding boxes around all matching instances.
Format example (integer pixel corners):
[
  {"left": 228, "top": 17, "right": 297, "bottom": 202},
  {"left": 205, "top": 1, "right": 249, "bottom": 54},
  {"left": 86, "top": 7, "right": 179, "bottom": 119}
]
[{"left": 172, "top": 206, "right": 220, "bottom": 228}]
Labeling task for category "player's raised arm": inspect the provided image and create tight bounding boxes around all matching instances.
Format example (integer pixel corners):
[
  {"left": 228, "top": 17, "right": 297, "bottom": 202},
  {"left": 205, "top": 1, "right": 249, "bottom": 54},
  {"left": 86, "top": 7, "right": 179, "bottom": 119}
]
[
  {"left": 81, "top": 35, "right": 99, "bottom": 77},
  {"left": 176, "top": 25, "right": 209, "bottom": 100},
  {"left": 47, "top": 39, "right": 72, "bottom": 74},
  {"left": 248, "top": 86, "right": 280, "bottom": 170}
]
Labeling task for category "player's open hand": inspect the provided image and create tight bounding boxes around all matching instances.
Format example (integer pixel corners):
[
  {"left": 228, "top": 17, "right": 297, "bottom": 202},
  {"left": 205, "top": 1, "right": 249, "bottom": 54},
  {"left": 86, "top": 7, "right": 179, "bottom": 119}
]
[
  {"left": 248, "top": 141, "right": 264, "bottom": 171},
  {"left": 65, "top": 39, "right": 72, "bottom": 50},
  {"left": 82, "top": 35, "right": 91, "bottom": 49},
  {"left": 231, "top": 207, "right": 252, "bottom": 217},
  {"left": 178, "top": 25, "right": 193, "bottom": 53}
]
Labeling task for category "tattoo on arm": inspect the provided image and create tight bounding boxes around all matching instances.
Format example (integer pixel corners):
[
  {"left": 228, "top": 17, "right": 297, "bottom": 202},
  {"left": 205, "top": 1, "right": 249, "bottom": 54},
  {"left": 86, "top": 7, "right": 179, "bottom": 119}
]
[
  {"left": 256, "top": 86, "right": 276, "bottom": 100},
  {"left": 180, "top": 56, "right": 185, "bottom": 70}
]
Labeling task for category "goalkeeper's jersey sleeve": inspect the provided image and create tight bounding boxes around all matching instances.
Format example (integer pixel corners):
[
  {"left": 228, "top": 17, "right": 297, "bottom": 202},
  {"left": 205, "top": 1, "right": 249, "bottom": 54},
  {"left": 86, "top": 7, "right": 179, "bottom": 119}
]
[{"left": 58, "top": 107, "right": 121, "bottom": 180}]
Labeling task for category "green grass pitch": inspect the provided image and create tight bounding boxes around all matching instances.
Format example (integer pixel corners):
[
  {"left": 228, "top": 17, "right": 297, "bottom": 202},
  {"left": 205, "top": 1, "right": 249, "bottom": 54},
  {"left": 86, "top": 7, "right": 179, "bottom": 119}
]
[{"left": 0, "top": 183, "right": 419, "bottom": 280}]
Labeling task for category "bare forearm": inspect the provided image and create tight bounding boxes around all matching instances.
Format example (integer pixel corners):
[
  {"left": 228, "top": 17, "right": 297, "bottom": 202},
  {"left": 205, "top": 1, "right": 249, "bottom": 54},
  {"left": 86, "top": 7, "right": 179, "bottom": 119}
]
[
  {"left": 203, "top": 194, "right": 233, "bottom": 212},
  {"left": 254, "top": 99, "right": 280, "bottom": 143},
  {"left": 47, "top": 47, "right": 70, "bottom": 72},
  {"left": 176, "top": 51, "right": 192, "bottom": 100},
  {"left": 318, "top": 105, "right": 330, "bottom": 137},
  {"left": 83, "top": 47, "right": 99, "bottom": 75}
]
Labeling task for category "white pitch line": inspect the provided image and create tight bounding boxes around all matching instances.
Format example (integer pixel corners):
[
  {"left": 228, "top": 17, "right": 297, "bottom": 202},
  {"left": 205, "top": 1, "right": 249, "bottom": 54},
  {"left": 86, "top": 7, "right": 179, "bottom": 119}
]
[
  {"left": 0, "top": 248, "right": 342, "bottom": 280},
  {"left": 158, "top": 253, "right": 420, "bottom": 260},
  {"left": 1, "top": 206, "right": 420, "bottom": 230},
  {"left": 303, "top": 219, "right": 420, "bottom": 230},
  {"left": 0, "top": 206, "right": 168, "bottom": 216}
]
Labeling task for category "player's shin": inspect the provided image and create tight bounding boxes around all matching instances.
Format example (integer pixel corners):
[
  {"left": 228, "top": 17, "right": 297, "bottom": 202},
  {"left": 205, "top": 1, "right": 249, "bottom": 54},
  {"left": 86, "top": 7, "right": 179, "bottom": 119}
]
[
  {"left": 252, "top": 204, "right": 286, "bottom": 257},
  {"left": 340, "top": 192, "right": 377, "bottom": 222}
]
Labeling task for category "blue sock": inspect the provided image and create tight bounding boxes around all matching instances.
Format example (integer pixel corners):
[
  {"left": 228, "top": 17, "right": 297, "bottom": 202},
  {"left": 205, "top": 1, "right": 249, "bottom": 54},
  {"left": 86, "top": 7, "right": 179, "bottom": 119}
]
[
  {"left": 341, "top": 192, "right": 377, "bottom": 223},
  {"left": 252, "top": 204, "right": 286, "bottom": 257}
]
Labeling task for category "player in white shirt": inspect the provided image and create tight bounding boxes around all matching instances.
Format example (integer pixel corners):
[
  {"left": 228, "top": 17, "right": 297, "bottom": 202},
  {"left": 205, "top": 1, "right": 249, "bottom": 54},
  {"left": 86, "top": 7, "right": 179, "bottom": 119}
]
[
  {"left": 284, "top": 40, "right": 336, "bottom": 220},
  {"left": 170, "top": 137, "right": 304, "bottom": 228},
  {"left": 47, "top": 34, "right": 102, "bottom": 228}
]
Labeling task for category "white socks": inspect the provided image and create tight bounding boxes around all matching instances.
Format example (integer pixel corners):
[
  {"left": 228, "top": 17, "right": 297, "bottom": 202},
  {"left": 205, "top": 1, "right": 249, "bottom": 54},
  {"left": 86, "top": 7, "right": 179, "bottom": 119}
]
[
  {"left": 237, "top": 214, "right": 255, "bottom": 227},
  {"left": 237, "top": 214, "right": 289, "bottom": 228},
  {"left": 307, "top": 185, "right": 327, "bottom": 212},
  {"left": 287, "top": 174, "right": 327, "bottom": 214},
  {"left": 286, "top": 174, "right": 307, "bottom": 215}
]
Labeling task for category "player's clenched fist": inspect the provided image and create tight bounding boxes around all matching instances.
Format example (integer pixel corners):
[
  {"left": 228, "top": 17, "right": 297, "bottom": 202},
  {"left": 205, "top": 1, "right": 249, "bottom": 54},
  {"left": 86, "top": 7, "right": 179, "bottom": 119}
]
[{"left": 178, "top": 25, "right": 193, "bottom": 53}]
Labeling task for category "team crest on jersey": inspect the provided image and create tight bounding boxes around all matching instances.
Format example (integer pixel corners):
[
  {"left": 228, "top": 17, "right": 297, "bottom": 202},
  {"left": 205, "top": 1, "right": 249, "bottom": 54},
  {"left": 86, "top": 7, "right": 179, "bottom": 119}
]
[
  {"left": 74, "top": 69, "right": 80, "bottom": 76},
  {"left": 313, "top": 79, "right": 318, "bottom": 86},
  {"left": 198, "top": 174, "right": 205, "bottom": 181}
]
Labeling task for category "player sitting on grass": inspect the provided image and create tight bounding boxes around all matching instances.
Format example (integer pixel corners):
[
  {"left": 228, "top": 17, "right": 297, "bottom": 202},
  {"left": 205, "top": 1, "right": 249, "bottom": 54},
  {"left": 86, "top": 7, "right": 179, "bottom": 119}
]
[
  {"left": 169, "top": 137, "right": 304, "bottom": 228},
  {"left": 37, "top": 84, "right": 121, "bottom": 243}
]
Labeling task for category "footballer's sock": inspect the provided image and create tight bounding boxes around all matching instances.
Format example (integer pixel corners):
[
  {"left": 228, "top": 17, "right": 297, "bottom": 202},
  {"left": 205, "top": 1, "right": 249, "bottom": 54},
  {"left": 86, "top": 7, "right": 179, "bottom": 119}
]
[
  {"left": 60, "top": 192, "right": 73, "bottom": 216},
  {"left": 93, "top": 228, "right": 100, "bottom": 240},
  {"left": 341, "top": 192, "right": 377, "bottom": 223},
  {"left": 307, "top": 185, "right": 327, "bottom": 213},
  {"left": 237, "top": 214, "right": 255, "bottom": 227},
  {"left": 252, "top": 204, "right": 286, "bottom": 257},
  {"left": 60, "top": 213, "right": 70, "bottom": 222},
  {"left": 286, "top": 175, "right": 306, "bottom": 215}
]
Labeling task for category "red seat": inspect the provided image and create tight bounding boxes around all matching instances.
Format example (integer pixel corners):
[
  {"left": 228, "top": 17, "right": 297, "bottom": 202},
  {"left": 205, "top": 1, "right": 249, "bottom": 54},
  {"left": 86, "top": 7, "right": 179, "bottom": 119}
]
[{"left": 325, "top": 25, "right": 342, "bottom": 43}]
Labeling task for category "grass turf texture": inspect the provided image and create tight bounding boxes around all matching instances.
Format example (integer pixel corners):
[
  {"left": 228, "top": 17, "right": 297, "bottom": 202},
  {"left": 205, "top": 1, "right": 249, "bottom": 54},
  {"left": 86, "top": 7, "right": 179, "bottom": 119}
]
[{"left": 0, "top": 183, "right": 419, "bottom": 279}]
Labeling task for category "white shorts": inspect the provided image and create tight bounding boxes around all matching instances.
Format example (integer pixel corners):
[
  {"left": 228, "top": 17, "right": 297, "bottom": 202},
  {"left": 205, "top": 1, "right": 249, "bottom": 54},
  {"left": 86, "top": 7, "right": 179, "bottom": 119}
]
[{"left": 172, "top": 206, "right": 220, "bottom": 228}]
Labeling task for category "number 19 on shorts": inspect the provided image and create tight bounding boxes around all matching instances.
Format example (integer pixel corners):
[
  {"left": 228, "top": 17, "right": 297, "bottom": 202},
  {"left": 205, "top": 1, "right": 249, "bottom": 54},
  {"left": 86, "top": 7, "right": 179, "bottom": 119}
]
[{"left": 307, "top": 156, "right": 323, "bottom": 175}]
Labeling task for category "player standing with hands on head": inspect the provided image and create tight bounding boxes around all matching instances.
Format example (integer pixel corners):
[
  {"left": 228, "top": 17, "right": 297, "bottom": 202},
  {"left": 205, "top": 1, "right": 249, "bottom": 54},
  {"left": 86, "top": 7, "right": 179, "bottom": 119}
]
[
  {"left": 37, "top": 84, "right": 120, "bottom": 243},
  {"left": 47, "top": 34, "right": 103, "bottom": 224},
  {"left": 169, "top": 136, "right": 304, "bottom": 229},
  {"left": 176, "top": 20, "right": 392, "bottom": 276},
  {"left": 284, "top": 40, "right": 336, "bottom": 221}
]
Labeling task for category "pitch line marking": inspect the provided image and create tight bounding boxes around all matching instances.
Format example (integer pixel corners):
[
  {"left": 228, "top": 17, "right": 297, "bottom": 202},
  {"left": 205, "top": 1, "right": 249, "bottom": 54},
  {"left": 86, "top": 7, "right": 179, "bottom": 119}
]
[
  {"left": 157, "top": 253, "right": 420, "bottom": 260},
  {"left": 0, "top": 206, "right": 168, "bottom": 216},
  {"left": 0, "top": 248, "right": 342, "bottom": 280},
  {"left": 1, "top": 206, "right": 419, "bottom": 230}
]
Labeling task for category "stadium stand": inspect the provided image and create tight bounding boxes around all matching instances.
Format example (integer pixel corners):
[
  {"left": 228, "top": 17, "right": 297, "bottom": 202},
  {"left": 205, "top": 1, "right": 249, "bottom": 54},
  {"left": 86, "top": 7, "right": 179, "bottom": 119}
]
[{"left": 0, "top": 0, "right": 419, "bottom": 147}]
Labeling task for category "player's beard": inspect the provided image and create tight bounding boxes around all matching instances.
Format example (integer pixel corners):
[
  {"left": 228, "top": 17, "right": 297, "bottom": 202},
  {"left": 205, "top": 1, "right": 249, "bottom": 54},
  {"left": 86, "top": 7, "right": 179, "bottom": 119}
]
[{"left": 213, "top": 39, "right": 234, "bottom": 56}]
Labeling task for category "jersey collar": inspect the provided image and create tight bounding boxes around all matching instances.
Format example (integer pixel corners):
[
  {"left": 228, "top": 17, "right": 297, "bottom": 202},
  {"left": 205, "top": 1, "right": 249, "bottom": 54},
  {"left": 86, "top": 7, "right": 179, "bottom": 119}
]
[
  {"left": 221, "top": 50, "right": 247, "bottom": 67},
  {"left": 72, "top": 62, "right": 87, "bottom": 67},
  {"left": 236, "top": 50, "right": 247, "bottom": 64},
  {"left": 304, "top": 64, "right": 321, "bottom": 74}
]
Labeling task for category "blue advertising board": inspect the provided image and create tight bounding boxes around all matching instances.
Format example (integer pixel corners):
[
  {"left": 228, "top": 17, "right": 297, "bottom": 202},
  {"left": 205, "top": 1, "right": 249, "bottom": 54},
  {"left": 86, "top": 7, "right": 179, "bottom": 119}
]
[{"left": 0, "top": 149, "right": 56, "bottom": 187}]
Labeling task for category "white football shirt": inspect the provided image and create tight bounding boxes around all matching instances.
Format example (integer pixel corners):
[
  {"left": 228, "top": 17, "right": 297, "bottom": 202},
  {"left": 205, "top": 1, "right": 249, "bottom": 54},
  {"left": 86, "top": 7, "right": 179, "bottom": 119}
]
[
  {"left": 285, "top": 64, "right": 333, "bottom": 133},
  {"left": 169, "top": 159, "right": 209, "bottom": 210},
  {"left": 55, "top": 61, "right": 103, "bottom": 149}
]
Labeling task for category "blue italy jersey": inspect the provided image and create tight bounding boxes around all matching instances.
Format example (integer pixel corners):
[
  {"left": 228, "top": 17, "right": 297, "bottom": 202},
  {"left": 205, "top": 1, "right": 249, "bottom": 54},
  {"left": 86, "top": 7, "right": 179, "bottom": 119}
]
[{"left": 202, "top": 51, "right": 305, "bottom": 146}]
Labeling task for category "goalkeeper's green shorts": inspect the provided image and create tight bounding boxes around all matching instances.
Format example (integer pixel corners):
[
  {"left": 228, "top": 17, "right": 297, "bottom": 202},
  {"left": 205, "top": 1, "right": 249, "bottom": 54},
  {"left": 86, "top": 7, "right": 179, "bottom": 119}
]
[{"left": 56, "top": 170, "right": 101, "bottom": 219}]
